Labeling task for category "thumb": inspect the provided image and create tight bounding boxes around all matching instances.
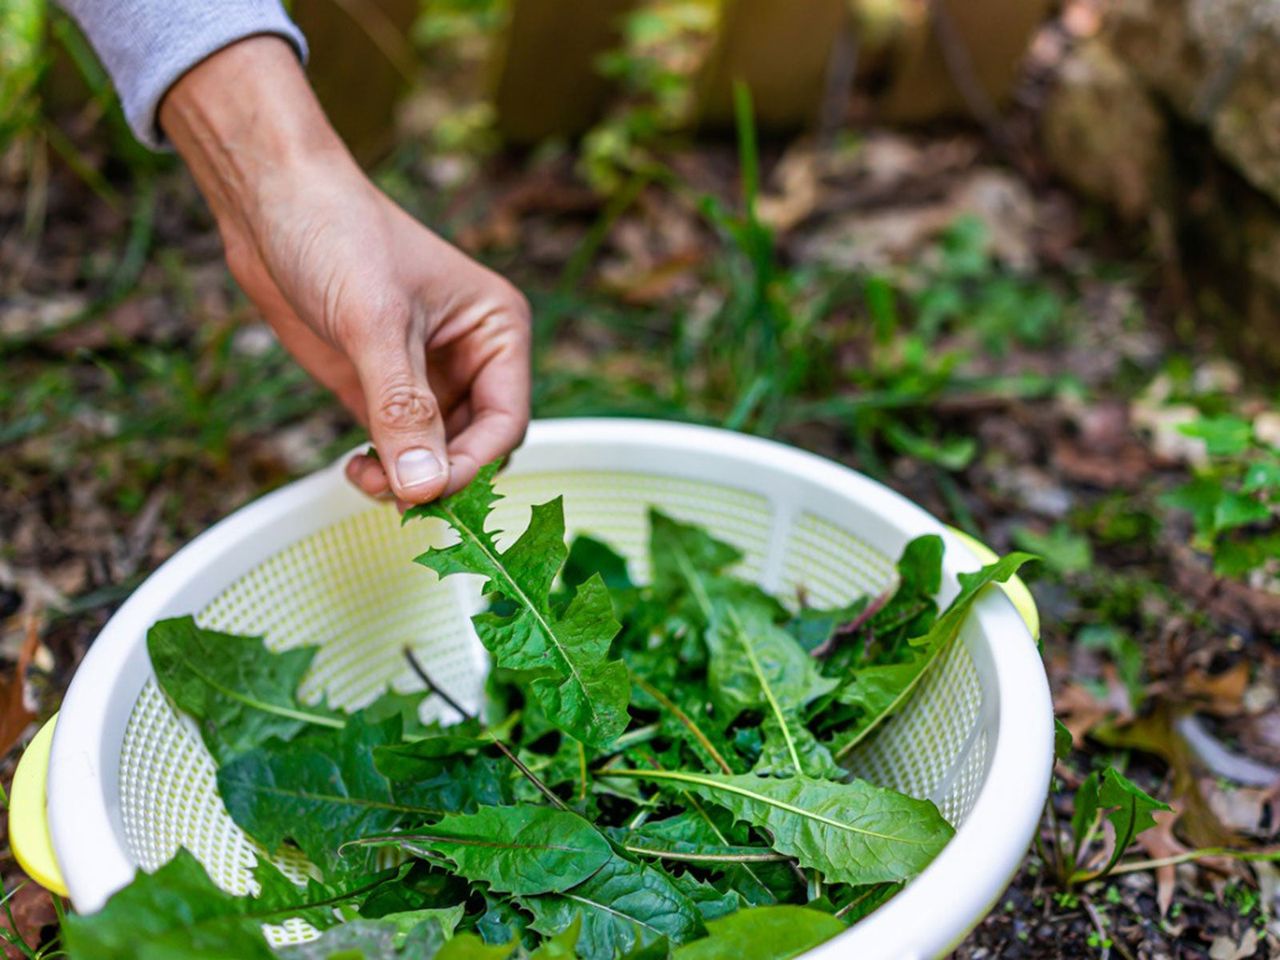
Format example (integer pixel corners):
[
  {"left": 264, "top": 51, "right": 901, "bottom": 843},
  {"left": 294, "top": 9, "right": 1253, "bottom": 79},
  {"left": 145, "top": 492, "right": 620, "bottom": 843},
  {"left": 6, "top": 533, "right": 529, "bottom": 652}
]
[{"left": 356, "top": 342, "right": 451, "bottom": 504}]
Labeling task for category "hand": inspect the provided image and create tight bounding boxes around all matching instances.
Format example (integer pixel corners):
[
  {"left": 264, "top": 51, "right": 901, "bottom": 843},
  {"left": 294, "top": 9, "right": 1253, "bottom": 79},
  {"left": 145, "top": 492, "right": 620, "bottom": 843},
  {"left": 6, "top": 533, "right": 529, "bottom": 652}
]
[{"left": 160, "top": 37, "right": 531, "bottom": 504}]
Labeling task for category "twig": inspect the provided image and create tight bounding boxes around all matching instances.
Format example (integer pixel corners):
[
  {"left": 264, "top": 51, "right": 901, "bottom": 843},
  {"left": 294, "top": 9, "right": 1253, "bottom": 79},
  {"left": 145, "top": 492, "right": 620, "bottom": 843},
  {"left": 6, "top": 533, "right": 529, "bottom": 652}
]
[
  {"left": 926, "top": 0, "right": 1012, "bottom": 152},
  {"left": 403, "top": 649, "right": 569, "bottom": 812},
  {"left": 817, "top": 6, "right": 859, "bottom": 149}
]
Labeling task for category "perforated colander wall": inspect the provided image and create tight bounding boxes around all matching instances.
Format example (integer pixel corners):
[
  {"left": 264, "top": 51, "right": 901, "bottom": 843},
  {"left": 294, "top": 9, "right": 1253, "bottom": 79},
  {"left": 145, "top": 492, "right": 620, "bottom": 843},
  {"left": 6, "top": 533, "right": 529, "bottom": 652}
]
[{"left": 117, "top": 469, "right": 993, "bottom": 943}]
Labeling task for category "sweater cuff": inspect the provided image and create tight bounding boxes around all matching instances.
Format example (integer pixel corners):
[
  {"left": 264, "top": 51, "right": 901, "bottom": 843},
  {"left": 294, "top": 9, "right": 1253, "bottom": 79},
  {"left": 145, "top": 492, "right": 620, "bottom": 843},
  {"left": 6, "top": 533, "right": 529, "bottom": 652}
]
[{"left": 75, "top": 2, "right": 308, "bottom": 150}]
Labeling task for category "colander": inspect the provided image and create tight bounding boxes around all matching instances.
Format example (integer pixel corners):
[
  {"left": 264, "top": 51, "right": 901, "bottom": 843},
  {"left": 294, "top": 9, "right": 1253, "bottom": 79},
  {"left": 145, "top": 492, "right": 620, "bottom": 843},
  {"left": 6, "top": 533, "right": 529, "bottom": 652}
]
[{"left": 12, "top": 418, "right": 1052, "bottom": 959}]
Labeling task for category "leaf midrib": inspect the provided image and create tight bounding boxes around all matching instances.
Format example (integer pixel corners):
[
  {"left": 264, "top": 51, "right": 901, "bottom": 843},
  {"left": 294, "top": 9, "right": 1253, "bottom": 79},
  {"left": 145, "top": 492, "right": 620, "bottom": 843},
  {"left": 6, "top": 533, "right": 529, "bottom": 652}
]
[
  {"left": 398, "top": 834, "right": 599, "bottom": 853},
  {"left": 608, "top": 769, "right": 931, "bottom": 846},
  {"left": 178, "top": 659, "right": 343, "bottom": 730},
  {"left": 439, "top": 502, "right": 604, "bottom": 732},
  {"left": 725, "top": 607, "right": 803, "bottom": 774},
  {"left": 561, "top": 890, "right": 673, "bottom": 937},
  {"left": 223, "top": 782, "right": 441, "bottom": 817}
]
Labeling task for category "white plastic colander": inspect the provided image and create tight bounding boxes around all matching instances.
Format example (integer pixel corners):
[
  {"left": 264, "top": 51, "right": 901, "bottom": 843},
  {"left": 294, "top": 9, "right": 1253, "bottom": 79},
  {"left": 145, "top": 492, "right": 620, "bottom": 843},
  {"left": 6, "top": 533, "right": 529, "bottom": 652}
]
[{"left": 31, "top": 418, "right": 1052, "bottom": 958}]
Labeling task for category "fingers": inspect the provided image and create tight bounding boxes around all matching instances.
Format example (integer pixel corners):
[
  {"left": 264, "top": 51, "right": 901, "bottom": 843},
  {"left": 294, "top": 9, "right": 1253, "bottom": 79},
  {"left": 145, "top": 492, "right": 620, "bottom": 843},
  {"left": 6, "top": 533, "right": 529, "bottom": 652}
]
[
  {"left": 344, "top": 452, "right": 391, "bottom": 498},
  {"left": 351, "top": 316, "right": 452, "bottom": 505},
  {"left": 444, "top": 320, "right": 531, "bottom": 496}
]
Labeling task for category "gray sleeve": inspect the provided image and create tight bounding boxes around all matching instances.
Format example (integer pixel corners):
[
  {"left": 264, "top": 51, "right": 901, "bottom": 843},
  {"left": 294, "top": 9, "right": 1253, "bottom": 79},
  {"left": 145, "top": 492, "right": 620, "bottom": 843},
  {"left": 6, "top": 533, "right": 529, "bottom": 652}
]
[{"left": 57, "top": 1, "right": 308, "bottom": 150}]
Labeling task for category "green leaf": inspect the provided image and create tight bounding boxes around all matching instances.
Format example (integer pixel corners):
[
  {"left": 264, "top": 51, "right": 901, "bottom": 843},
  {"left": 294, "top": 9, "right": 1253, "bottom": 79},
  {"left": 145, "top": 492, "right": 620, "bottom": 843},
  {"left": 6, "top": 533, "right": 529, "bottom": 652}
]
[
  {"left": 607, "top": 827, "right": 788, "bottom": 865},
  {"left": 832, "top": 552, "right": 1034, "bottom": 760},
  {"left": 1070, "top": 771, "right": 1100, "bottom": 870},
  {"left": 148, "top": 616, "right": 342, "bottom": 765},
  {"left": 672, "top": 905, "right": 846, "bottom": 960},
  {"left": 1212, "top": 492, "right": 1270, "bottom": 533},
  {"left": 367, "top": 805, "right": 613, "bottom": 896},
  {"left": 408, "top": 466, "right": 630, "bottom": 746},
  {"left": 1011, "top": 524, "right": 1092, "bottom": 575},
  {"left": 1054, "top": 719, "right": 1073, "bottom": 762},
  {"left": 62, "top": 849, "right": 394, "bottom": 960},
  {"left": 217, "top": 716, "right": 443, "bottom": 877},
  {"left": 1096, "top": 768, "right": 1170, "bottom": 876},
  {"left": 704, "top": 604, "right": 837, "bottom": 777},
  {"left": 1178, "top": 416, "right": 1252, "bottom": 457},
  {"left": 435, "top": 934, "right": 518, "bottom": 960},
  {"left": 622, "top": 810, "right": 785, "bottom": 907},
  {"left": 524, "top": 854, "right": 705, "bottom": 959},
  {"left": 1162, "top": 478, "right": 1223, "bottom": 538},
  {"left": 371, "top": 722, "right": 513, "bottom": 814},
  {"left": 648, "top": 511, "right": 784, "bottom": 625},
  {"left": 604, "top": 770, "right": 953, "bottom": 886},
  {"left": 276, "top": 909, "right": 461, "bottom": 959},
  {"left": 564, "top": 535, "right": 634, "bottom": 592},
  {"left": 528, "top": 916, "right": 584, "bottom": 959},
  {"left": 1242, "top": 460, "right": 1280, "bottom": 495}
]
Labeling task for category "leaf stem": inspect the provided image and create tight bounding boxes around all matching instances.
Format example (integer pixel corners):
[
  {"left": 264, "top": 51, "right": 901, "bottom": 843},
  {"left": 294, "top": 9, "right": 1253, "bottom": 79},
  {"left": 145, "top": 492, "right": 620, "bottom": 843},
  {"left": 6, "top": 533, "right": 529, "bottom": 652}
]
[
  {"left": 811, "top": 586, "right": 893, "bottom": 659},
  {"left": 634, "top": 676, "right": 732, "bottom": 774},
  {"left": 1077, "top": 846, "right": 1280, "bottom": 883},
  {"left": 727, "top": 607, "right": 802, "bottom": 774},
  {"left": 404, "top": 649, "right": 569, "bottom": 812},
  {"left": 621, "top": 844, "right": 787, "bottom": 864}
]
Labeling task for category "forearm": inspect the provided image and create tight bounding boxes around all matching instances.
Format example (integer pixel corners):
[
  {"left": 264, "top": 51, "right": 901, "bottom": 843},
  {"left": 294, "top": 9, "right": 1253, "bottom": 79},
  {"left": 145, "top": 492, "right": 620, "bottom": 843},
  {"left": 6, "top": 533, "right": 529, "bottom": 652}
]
[
  {"left": 158, "top": 37, "right": 351, "bottom": 243},
  {"left": 57, "top": 0, "right": 307, "bottom": 149}
]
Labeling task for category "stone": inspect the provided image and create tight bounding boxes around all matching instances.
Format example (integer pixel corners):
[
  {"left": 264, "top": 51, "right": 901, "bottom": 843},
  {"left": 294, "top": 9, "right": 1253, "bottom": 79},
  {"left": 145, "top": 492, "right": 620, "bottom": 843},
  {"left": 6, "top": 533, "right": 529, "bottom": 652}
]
[{"left": 1040, "top": 38, "right": 1169, "bottom": 219}]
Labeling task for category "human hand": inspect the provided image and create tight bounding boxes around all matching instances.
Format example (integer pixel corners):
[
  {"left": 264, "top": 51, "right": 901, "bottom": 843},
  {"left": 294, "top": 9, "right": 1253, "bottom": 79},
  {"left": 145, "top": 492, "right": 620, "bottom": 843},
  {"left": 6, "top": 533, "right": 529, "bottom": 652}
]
[{"left": 160, "top": 37, "right": 530, "bottom": 504}]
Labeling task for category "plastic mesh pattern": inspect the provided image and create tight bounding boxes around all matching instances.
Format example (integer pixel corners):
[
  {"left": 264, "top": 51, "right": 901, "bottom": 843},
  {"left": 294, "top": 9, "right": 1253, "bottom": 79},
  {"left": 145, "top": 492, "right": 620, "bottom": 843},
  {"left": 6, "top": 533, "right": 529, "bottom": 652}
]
[
  {"left": 779, "top": 513, "right": 987, "bottom": 825},
  {"left": 778, "top": 512, "right": 897, "bottom": 607},
  {"left": 116, "top": 467, "right": 994, "bottom": 944}
]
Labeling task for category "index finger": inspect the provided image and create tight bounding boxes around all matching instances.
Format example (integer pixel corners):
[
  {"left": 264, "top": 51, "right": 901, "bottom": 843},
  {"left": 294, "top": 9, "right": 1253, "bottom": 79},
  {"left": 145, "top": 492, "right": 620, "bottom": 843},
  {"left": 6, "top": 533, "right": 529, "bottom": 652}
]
[{"left": 444, "top": 338, "right": 531, "bottom": 495}]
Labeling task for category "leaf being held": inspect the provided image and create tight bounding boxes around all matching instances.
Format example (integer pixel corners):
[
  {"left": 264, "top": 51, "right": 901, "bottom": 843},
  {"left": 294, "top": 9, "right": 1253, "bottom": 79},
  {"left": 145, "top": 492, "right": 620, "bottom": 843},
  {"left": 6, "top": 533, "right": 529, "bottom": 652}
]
[
  {"left": 407, "top": 465, "right": 630, "bottom": 747},
  {"left": 147, "top": 616, "right": 341, "bottom": 765}
]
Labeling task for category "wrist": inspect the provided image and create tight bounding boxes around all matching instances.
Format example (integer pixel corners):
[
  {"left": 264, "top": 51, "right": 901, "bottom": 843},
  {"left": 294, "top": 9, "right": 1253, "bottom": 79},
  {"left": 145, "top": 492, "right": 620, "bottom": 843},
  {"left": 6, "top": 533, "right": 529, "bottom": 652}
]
[{"left": 160, "top": 36, "right": 353, "bottom": 241}]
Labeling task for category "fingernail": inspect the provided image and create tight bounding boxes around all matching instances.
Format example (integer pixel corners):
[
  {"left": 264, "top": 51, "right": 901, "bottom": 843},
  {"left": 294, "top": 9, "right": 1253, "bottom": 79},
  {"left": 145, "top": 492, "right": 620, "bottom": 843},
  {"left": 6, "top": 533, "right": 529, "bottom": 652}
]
[{"left": 395, "top": 448, "right": 445, "bottom": 489}]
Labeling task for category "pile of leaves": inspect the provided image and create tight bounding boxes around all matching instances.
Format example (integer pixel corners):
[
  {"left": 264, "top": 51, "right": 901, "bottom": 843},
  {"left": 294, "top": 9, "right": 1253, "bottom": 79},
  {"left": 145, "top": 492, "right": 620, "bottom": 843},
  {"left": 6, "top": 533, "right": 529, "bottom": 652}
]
[{"left": 62, "top": 466, "right": 1030, "bottom": 959}]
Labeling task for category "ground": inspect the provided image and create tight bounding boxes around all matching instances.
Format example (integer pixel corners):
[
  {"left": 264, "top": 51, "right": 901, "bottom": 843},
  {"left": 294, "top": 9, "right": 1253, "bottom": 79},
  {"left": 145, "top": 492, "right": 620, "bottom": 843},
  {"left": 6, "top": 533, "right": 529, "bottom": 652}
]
[{"left": 2, "top": 30, "right": 1280, "bottom": 960}]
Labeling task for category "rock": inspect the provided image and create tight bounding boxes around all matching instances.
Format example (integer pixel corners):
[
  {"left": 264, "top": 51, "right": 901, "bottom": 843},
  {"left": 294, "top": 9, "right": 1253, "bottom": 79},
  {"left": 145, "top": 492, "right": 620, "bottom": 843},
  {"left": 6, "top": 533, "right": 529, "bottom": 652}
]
[
  {"left": 1041, "top": 38, "right": 1169, "bottom": 219},
  {"left": 1109, "top": 0, "right": 1280, "bottom": 207}
]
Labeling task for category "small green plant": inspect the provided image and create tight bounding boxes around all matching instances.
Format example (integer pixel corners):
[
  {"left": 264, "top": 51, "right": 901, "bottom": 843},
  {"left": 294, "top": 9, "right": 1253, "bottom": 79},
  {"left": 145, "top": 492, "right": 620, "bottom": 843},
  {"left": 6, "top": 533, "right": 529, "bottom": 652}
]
[
  {"left": 0, "top": 884, "right": 66, "bottom": 960},
  {"left": 579, "top": 0, "right": 712, "bottom": 193},
  {"left": 912, "top": 217, "right": 1065, "bottom": 355},
  {"left": 1162, "top": 415, "right": 1280, "bottom": 577},
  {"left": 1044, "top": 721, "right": 1277, "bottom": 897},
  {"left": 1040, "top": 742, "right": 1170, "bottom": 892}
]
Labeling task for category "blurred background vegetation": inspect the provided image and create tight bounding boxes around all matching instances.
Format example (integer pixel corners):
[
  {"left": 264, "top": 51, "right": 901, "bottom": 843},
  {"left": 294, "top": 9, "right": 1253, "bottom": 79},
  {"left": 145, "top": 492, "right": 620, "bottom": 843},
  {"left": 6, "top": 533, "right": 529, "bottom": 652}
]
[{"left": 3, "top": 0, "right": 1280, "bottom": 956}]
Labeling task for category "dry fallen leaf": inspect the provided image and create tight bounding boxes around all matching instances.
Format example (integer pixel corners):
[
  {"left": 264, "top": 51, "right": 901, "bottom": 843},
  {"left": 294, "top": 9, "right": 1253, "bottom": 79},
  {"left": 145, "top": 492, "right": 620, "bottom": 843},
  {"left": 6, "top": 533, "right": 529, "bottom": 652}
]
[
  {"left": 0, "top": 617, "right": 39, "bottom": 758},
  {"left": 1055, "top": 681, "right": 1115, "bottom": 743},
  {"left": 0, "top": 884, "right": 58, "bottom": 960},
  {"left": 1209, "top": 928, "right": 1259, "bottom": 960},
  {"left": 1135, "top": 808, "right": 1189, "bottom": 917},
  {"left": 1183, "top": 663, "right": 1252, "bottom": 717}
]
